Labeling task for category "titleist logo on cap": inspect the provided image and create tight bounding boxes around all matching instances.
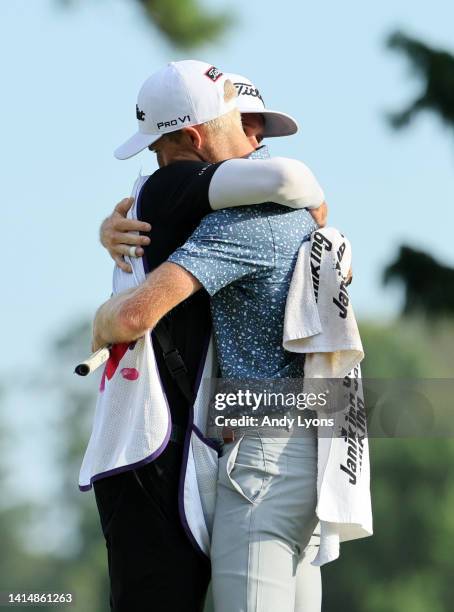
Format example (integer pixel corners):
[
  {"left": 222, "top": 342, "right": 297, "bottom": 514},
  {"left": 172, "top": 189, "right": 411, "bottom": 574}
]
[
  {"left": 234, "top": 82, "right": 264, "bottom": 104},
  {"left": 205, "top": 66, "right": 223, "bottom": 82}
]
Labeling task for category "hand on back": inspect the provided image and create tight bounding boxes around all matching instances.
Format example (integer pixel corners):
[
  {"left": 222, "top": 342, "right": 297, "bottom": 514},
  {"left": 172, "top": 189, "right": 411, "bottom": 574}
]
[{"left": 100, "top": 197, "right": 151, "bottom": 272}]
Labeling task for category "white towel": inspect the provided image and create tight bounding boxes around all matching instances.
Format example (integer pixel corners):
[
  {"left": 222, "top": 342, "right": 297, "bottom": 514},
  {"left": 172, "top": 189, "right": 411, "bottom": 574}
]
[
  {"left": 283, "top": 227, "right": 364, "bottom": 377},
  {"left": 283, "top": 227, "right": 372, "bottom": 565}
]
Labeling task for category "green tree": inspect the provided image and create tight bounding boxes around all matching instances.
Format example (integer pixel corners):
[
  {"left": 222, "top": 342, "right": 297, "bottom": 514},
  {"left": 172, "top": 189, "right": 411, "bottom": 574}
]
[
  {"left": 323, "top": 438, "right": 454, "bottom": 612},
  {"left": 137, "top": 0, "right": 233, "bottom": 49},
  {"left": 384, "top": 31, "right": 454, "bottom": 316},
  {"left": 387, "top": 31, "right": 454, "bottom": 130},
  {"left": 322, "top": 320, "right": 454, "bottom": 612},
  {"left": 61, "top": 0, "right": 233, "bottom": 49}
]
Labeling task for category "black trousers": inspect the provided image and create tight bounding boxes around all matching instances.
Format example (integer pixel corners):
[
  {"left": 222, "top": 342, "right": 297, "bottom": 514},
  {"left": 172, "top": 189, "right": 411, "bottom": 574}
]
[{"left": 93, "top": 441, "right": 211, "bottom": 612}]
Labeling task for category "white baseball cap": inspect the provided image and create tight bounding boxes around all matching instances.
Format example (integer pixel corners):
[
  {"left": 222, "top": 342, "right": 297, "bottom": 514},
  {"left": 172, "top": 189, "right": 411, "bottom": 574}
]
[
  {"left": 227, "top": 73, "right": 298, "bottom": 138},
  {"left": 114, "top": 60, "right": 237, "bottom": 160}
]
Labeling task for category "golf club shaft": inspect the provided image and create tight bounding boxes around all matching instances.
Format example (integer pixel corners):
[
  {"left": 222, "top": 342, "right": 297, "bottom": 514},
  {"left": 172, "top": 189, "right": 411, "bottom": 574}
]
[{"left": 74, "top": 345, "right": 111, "bottom": 376}]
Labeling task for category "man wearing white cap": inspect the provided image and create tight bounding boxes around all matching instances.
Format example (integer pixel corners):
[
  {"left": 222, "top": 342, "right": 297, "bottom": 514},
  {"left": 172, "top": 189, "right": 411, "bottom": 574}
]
[
  {"left": 85, "top": 60, "right": 325, "bottom": 612},
  {"left": 99, "top": 72, "right": 325, "bottom": 268}
]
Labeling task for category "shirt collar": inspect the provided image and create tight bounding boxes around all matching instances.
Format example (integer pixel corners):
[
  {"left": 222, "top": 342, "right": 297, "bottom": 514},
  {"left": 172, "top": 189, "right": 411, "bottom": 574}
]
[{"left": 248, "top": 144, "right": 270, "bottom": 160}]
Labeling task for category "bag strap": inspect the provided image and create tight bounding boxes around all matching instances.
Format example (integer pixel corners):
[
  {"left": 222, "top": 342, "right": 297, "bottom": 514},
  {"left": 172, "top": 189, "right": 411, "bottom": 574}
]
[{"left": 153, "top": 316, "right": 195, "bottom": 405}]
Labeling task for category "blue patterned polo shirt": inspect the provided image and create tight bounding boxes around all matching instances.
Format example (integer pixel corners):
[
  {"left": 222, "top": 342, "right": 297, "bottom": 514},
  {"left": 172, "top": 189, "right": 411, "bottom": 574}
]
[{"left": 168, "top": 153, "right": 318, "bottom": 379}]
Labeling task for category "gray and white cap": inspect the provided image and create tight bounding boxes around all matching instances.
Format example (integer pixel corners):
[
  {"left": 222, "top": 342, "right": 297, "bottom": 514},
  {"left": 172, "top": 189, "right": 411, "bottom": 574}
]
[
  {"left": 227, "top": 72, "right": 298, "bottom": 138},
  {"left": 114, "top": 60, "right": 236, "bottom": 160}
]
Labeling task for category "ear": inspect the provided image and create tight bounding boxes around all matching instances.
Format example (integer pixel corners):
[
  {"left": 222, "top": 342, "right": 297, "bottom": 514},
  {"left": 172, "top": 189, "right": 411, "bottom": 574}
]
[{"left": 181, "top": 126, "right": 203, "bottom": 150}]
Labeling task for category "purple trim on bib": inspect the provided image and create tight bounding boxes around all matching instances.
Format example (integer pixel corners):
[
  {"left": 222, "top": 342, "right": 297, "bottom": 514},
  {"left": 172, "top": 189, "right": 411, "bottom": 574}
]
[
  {"left": 192, "top": 424, "right": 220, "bottom": 453},
  {"left": 177, "top": 424, "right": 206, "bottom": 558},
  {"left": 79, "top": 415, "right": 171, "bottom": 492},
  {"left": 177, "top": 331, "right": 213, "bottom": 560}
]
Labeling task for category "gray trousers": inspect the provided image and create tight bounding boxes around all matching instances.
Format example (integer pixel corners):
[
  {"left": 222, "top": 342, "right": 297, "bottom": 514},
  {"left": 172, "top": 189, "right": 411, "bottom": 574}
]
[{"left": 211, "top": 431, "right": 320, "bottom": 612}]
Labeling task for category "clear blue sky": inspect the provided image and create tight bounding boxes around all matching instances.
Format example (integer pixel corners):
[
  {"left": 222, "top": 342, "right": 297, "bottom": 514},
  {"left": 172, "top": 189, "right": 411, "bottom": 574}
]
[{"left": 1, "top": 0, "right": 454, "bottom": 506}]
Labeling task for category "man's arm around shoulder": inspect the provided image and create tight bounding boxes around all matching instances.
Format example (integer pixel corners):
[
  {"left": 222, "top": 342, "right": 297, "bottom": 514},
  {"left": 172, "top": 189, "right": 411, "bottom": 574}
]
[
  {"left": 209, "top": 157, "right": 326, "bottom": 211},
  {"left": 92, "top": 263, "right": 200, "bottom": 351}
]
